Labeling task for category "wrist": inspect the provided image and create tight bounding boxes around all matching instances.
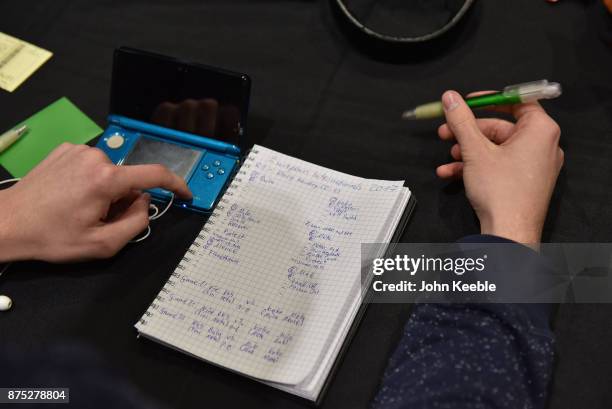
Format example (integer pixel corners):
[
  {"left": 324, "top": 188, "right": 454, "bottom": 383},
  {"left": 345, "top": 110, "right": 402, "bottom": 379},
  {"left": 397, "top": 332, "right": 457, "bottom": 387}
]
[
  {"left": 480, "top": 214, "right": 543, "bottom": 245},
  {"left": 0, "top": 188, "right": 36, "bottom": 262}
]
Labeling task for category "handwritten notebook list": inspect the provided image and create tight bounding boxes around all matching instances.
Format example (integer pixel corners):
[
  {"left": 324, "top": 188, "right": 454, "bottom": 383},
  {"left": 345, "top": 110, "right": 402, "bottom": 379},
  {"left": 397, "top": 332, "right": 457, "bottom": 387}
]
[{"left": 136, "top": 145, "right": 405, "bottom": 385}]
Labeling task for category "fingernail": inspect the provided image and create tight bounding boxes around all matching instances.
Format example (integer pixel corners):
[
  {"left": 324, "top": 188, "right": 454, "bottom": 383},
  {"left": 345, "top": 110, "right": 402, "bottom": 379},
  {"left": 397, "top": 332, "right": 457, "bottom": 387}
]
[{"left": 443, "top": 91, "right": 460, "bottom": 112}]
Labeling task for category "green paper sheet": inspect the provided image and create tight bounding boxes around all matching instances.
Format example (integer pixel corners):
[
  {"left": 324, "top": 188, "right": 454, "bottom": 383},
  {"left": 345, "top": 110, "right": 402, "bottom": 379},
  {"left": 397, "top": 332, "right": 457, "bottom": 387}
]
[{"left": 0, "top": 97, "right": 103, "bottom": 177}]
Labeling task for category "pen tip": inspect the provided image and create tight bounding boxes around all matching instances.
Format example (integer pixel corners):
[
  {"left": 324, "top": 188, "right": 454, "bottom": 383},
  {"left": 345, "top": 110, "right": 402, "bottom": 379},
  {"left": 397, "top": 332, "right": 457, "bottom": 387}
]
[
  {"left": 401, "top": 109, "right": 417, "bottom": 120},
  {"left": 15, "top": 125, "right": 28, "bottom": 134}
]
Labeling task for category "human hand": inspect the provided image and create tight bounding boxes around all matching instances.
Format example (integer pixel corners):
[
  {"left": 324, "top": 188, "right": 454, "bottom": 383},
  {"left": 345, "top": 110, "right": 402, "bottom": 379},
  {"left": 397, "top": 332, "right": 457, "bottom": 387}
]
[
  {"left": 0, "top": 143, "right": 192, "bottom": 262},
  {"left": 437, "top": 91, "right": 564, "bottom": 244}
]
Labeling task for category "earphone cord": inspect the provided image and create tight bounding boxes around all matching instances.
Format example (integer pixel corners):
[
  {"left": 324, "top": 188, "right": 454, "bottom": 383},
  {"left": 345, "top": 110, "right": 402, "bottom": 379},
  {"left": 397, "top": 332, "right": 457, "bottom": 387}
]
[
  {"left": 0, "top": 178, "right": 21, "bottom": 288},
  {"left": 0, "top": 263, "right": 9, "bottom": 279},
  {"left": 129, "top": 193, "right": 175, "bottom": 243}
]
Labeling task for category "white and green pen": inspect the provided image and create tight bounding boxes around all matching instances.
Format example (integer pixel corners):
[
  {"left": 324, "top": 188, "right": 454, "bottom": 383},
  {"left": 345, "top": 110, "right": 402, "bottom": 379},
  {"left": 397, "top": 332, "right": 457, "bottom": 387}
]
[
  {"left": 0, "top": 125, "right": 28, "bottom": 154},
  {"left": 402, "top": 79, "right": 562, "bottom": 120}
]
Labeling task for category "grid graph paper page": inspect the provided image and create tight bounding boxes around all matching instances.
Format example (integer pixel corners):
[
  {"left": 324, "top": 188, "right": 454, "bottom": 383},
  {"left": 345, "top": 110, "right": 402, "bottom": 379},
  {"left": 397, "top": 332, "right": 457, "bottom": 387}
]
[{"left": 136, "top": 145, "right": 405, "bottom": 385}]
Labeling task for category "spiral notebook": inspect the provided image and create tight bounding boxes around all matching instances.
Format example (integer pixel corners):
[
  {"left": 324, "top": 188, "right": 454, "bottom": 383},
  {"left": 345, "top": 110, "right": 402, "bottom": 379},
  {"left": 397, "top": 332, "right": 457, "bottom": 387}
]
[{"left": 135, "top": 145, "right": 414, "bottom": 402}]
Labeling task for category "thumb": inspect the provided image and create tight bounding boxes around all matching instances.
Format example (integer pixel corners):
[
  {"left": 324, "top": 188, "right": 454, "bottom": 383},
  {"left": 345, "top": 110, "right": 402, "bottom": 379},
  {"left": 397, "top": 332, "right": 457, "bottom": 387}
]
[
  {"left": 442, "top": 90, "right": 488, "bottom": 152},
  {"left": 95, "top": 193, "right": 151, "bottom": 255}
]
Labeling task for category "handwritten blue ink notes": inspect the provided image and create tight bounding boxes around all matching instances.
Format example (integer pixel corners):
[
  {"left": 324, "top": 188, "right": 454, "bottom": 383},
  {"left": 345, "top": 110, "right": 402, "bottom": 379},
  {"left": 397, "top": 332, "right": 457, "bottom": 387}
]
[{"left": 136, "top": 145, "right": 412, "bottom": 401}]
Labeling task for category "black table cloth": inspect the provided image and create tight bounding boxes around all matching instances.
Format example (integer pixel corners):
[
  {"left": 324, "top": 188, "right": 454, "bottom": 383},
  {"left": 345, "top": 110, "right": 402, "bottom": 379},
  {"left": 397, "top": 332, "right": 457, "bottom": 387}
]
[{"left": 1, "top": 1, "right": 611, "bottom": 408}]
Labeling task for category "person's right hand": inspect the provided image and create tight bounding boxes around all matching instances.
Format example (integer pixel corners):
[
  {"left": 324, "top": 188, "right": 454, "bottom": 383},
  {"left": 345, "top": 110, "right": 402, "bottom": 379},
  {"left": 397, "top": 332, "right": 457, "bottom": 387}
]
[
  {"left": 437, "top": 91, "right": 564, "bottom": 244},
  {"left": 0, "top": 143, "right": 192, "bottom": 263}
]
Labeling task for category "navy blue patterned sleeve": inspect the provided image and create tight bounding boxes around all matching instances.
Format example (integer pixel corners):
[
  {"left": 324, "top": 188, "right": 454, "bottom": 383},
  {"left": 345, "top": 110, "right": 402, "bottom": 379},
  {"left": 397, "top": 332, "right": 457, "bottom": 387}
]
[{"left": 371, "top": 236, "right": 556, "bottom": 409}]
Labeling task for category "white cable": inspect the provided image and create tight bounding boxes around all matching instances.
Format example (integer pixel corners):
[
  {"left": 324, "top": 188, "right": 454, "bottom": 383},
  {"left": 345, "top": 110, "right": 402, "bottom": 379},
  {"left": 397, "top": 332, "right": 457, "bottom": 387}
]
[
  {"left": 0, "top": 179, "right": 18, "bottom": 311},
  {"left": 149, "top": 204, "right": 160, "bottom": 219},
  {"left": 129, "top": 193, "right": 175, "bottom": 243},
  {"left": 0, "top": 263, "right": 11, "bottom": 311},
  {"left": 130, "top": 225, "right": 152, "bottom": 243},
  {"left": 0, "top": 263, "right": 9, "bottom": 277},
  {"left": 0, "top": 177, "right": 20, "bottom": 186},
  {"left": 150, "top": 193, "right": 174, "bottom": 221},
  {"left": 0, "top": 265, "right": 12, "bottom": 310}
]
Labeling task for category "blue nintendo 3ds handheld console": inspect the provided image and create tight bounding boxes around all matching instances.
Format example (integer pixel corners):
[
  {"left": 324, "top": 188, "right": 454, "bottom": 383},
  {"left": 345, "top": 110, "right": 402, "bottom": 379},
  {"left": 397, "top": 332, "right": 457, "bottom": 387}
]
[{"left": 96, "top": 47, "right": 251, "bottom": 212}]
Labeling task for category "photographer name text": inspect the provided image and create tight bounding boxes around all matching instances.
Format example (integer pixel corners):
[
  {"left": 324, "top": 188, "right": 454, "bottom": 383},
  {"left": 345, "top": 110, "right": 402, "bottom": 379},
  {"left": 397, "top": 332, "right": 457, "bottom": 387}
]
[{"left": 372, "top": 280, "right": 496, "bottom": 293}]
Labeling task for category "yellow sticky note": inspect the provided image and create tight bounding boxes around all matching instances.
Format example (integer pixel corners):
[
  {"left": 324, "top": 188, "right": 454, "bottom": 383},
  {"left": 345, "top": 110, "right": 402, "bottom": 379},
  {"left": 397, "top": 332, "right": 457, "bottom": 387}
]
[{"left": 0, "top": 32, "right": 53, "bottom": 92}]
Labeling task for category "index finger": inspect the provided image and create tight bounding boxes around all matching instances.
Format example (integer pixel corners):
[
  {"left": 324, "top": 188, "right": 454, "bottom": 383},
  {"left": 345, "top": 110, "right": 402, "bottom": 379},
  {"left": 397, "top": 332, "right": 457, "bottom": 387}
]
[{"left": 114, "top": 164, "right": 192, "bottom": 199}]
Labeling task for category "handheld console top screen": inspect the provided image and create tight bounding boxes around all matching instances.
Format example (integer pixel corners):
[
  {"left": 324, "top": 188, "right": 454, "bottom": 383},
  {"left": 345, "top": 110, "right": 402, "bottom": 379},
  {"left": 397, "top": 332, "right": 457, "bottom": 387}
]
[
  {"left": 96, "top": 47, "right": 251, "bottom": 212},
  {"left": 110, "top": 47, "right": 250, "bottom": 146}
]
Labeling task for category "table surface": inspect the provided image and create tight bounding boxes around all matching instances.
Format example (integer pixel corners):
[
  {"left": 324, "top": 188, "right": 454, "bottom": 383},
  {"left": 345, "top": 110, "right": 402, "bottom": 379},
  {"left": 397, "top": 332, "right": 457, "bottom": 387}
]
[{"left": 1, "top": 1, "right": 612, "bottom": 408}]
